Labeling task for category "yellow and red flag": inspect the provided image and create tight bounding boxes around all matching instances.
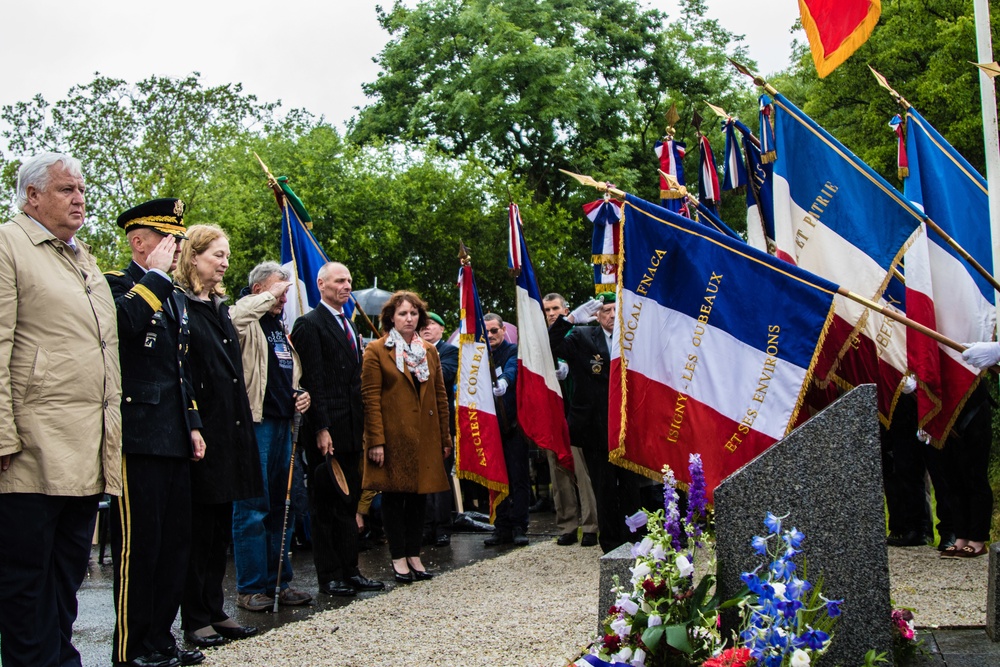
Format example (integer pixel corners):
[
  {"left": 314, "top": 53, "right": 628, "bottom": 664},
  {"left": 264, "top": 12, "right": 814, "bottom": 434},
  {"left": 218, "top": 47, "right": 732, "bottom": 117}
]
[{"left": 799, "top": 0, "right": 881, "bottom": 77}]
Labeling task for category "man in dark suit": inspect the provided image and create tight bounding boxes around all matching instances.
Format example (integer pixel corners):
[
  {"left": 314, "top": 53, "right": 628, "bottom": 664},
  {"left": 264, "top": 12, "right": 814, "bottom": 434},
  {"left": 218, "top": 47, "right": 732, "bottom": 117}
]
[
  {"left": 290, "top": 262, "right": 384, "bottom": 596},
  {"left": 420, "top": 311, "right": 458, "bottom": 546},
  {"left": 105, "top": 198, "right": 206, "bottom": 667},
  {"left": 549, "top": 292, "right": 648, "bottom": 553}
]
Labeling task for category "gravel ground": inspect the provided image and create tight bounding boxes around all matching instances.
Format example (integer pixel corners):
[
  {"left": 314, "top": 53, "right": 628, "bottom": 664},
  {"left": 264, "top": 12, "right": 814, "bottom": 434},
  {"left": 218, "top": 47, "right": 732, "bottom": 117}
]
[
  {"left": 197, "top": 540, "right": 601, "bottom": 667},
  {"left": 191, "top": 541, "right": 987, "bottom": 666},
  {"left": 888, "top": 544, "right": 989, "bottom": 627}
]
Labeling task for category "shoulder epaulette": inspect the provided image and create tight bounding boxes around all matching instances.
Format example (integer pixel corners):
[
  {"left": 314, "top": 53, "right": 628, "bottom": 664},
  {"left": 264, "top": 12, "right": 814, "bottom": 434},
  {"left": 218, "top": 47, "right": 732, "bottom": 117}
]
[{"left": 104, "top": 270, "right": 126, "bottom": 277}]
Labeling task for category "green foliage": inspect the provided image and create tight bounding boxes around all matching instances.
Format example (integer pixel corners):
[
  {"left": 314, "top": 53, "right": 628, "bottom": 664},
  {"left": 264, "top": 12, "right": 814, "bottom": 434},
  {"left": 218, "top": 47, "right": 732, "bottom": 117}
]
[
  {"left": 351, "top": 0, "right": 753, "bottom": 208},
  {"left": 0, "top": 72, "right": 309, "bottom": 269}
]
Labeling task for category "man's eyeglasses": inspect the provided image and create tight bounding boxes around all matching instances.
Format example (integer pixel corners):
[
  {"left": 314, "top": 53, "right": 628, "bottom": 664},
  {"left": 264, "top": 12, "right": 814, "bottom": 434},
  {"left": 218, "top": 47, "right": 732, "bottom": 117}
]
[{"left": 487, "top": 327, "right": 502, "bottom": 334}]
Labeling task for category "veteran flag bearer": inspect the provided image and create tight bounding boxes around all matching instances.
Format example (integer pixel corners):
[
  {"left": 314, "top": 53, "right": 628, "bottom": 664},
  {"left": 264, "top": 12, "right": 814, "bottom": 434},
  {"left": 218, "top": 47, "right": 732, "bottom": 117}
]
[{"left": 106, "top": 198, "right": 207, "bottom": 667}]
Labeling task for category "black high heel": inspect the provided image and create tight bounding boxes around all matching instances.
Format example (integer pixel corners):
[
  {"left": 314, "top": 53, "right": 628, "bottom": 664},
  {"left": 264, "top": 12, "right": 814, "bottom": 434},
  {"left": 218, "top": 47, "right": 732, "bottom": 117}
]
[
  {"left": 407, "top": 558, "right": 434, "bottom": 580},
  {"left": 392, "top": 561, "right": 413, "bottom": 584}
]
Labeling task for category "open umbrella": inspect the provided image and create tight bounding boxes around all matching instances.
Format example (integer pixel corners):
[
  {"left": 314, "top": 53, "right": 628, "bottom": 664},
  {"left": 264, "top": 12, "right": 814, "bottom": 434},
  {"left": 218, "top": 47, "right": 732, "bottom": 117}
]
[{"left": 351, "top": 286, "right": 393, "bottom": 319}]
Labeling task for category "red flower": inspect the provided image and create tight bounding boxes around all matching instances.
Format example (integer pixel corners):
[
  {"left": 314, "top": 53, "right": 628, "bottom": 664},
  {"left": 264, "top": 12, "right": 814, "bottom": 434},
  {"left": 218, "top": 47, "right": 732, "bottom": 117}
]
[
  {"left": 602, "top": 634, "right": 621, "bottom": 653},
  {"left": 642, "top": 579, "right": 667, "bottom": 598},
  {"left": 701, "top": 647, "right": 752, "bottom": 667}
]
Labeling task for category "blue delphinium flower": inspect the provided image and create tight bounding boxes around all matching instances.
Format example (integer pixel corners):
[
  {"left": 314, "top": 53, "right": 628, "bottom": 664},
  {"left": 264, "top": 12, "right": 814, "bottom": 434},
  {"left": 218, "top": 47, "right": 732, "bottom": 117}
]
[
  {"left": 661, "top": 466, "right": 683, "bottom": 551},
  {"left": 751, "top": 535, "right": 768, "bottom": 556},
  {"left": 770, "top": 557, "right": 796, "bottom": 580},
  {"left": 786, "top": 577, "right": 811, "bottom": 600},
  {"left": 783, "top": 527, "right": 805, "bottom": 549},
  {"left": 685, "top": 454, "right": 707, "bottom": 539},
  {"left": 823, "top": 597, "right": 844, "bottom": 618},
  {"left": 794, "top": 626, "right": 830, "bottom": 650},
  {"left": 777, "top": 599, "right": 803, "bottom": 618},
  {"left": 764, "top": 512, "right": 784, "bottom": 535},
  {"left": 741, "top": 570, "right": 764, "bottom": 595}
]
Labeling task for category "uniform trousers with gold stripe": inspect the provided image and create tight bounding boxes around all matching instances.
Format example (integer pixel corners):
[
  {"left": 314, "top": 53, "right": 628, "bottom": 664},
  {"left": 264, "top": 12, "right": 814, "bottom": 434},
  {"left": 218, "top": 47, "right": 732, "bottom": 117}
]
[{"left": 111, "top": 454, "right": 191, "bottom": 662}]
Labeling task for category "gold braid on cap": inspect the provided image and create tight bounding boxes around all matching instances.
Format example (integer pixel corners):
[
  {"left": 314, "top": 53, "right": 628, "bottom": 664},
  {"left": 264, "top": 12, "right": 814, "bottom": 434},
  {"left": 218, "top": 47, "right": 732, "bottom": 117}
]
[{"left": 124, "top": 216, "right": 186, "bottom": 235}]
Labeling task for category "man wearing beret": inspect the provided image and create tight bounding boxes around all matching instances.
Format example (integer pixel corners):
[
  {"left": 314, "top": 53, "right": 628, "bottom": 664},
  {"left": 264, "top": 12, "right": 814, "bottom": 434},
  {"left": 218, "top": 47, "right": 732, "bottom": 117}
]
[
  {"left": 105, "top": 198, "right": 207, "bottom": 667},
  {"left": 549, "top": 292, "right": 648, "bottom": 553},
  {"left": 0, "top": 152, "right": 122, "bottom": 667},
  {"left": 420, "top": 311, "right": 458, "bottom": 546}
]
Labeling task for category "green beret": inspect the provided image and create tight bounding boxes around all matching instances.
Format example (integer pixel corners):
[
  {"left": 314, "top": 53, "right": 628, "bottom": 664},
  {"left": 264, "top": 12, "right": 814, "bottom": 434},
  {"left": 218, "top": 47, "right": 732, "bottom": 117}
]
[
  {"left": 427, "top": 312, "right": 446, "bottom": 327},
  {"left": 596, "top": 291, "right": 616, "bottom": 304}
]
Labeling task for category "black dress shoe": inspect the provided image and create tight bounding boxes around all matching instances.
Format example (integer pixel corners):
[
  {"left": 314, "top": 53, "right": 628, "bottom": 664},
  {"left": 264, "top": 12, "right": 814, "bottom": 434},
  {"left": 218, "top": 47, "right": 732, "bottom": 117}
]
[
  {"left": 411, "top": 568, "right": 434, "bottom": 581},
  {"left": 211, "top": 624, "right": 258, "bottom": 640},
  {"left": 580, "top": 532, "right": 598, "bottom": 547},
  {"left": 484, "top": 531, "right": 513, "bottom": 546},
  {"left": 162, "top": 646, "right": 205, "bottom": 666},
  {"left": 556, "top": 532, "right": 578, "bottom": 546},
  {"left": 348, "top": 574, "right": 385, "bottom": 591},
  {"left": 435, "top": 533, "right": 451, "bottom": 546},
  {"left": 320, "top": 580, "right": 357, "bottom": 596},
  {"left": 886, "top": 530, "right": 926, "bottom": 547},
  {"left": 512, "top": 527, "right": 529, "bottom": 546},
  {"left": 114, "top": 652, "right": 180, "bottom": 667},
  {"left": 392, "top": 562, "right": 414, "bottom": 584},
  {"left": 182, "top": 632, "right": 225, "bottom": 648}
]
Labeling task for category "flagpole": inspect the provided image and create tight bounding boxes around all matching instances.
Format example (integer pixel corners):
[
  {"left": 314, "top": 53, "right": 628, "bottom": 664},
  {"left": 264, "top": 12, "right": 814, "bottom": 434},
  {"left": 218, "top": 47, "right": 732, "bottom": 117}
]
[
  {"left": 560, "top": 168, "right": 999, "bottom": 374},
  {"left": 255, "top": 153, "right": 310, "bottom": 319},
  {"left": 972, "top": 0, "right": 1000, "bottom": 339},
  {"left": 868, "top": 68, "right": 1000, "bottom": 299}
]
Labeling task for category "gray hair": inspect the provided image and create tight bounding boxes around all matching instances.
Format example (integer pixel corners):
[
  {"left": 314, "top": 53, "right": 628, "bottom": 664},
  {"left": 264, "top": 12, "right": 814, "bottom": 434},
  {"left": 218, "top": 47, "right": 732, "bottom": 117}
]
[
  {"left": 16, "top": 152, "right": 84, "bottom": 211},
  {"left": 248, "top": 261, "right": 289, "bottom": 287},
  {"left": 542, "top": 293, "right": 567, "bottom": 308},
  {"left": 484, "top": 313, "right": 504, "bottom": 326}
]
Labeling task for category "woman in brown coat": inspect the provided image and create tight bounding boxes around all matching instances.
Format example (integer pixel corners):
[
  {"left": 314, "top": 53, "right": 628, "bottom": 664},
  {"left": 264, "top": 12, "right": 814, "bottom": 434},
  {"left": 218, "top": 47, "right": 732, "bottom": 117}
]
[{"left": 361, "top": 291, "right": 451, "bottom": 583}]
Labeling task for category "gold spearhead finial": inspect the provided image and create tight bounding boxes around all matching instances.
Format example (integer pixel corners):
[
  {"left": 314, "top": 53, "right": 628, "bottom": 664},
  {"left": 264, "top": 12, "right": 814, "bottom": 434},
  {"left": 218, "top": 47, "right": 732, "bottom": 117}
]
[
  {"left": 458, "top": 240, "right": 471, "bottom": 266},
  {"left": 974, "top": 61, "right": 1000, "bottom": 78},
  {"left": 705, "top": 102, "right": 730, "bottom": 119},
  {"left": 254, "top": 152, "right": 279, "bottom": 188},
  {"left": 658, "top": 169, "right": 689, "bottom": 199},
  {"left": 868, "top": 66, "right": 911, "bottom": 110},
  {"left": 729, "top": 58, "right": 777, "bottom": 95},
  {"left": 664, "top": 103, "right": 680, "bottom": 136},
  {"left": 558, "top": 169, "right": 627, "bottom": 198}
]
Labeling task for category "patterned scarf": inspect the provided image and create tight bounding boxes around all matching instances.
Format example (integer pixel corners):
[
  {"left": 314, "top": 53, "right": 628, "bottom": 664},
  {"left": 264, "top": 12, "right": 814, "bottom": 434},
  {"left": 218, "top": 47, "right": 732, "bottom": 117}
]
[{"left": 385, "top": 327, "right": 430, "bottom": 382}]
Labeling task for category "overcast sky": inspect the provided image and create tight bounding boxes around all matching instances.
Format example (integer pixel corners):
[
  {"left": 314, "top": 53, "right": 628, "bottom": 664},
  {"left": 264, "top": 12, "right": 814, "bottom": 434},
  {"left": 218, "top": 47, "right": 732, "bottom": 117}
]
[{"left": 1, "top": 0, "right": 801, "bottom": 153}]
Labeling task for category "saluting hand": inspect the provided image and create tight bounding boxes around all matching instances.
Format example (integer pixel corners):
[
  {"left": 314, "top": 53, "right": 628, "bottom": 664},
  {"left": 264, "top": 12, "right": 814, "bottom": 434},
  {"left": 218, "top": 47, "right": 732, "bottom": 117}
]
[
  {"left": 268, "top": 280, "right": 293, "bottom": 299},
  {"left": 190, "top": 429, "right": 206, "bottom": 461},
  {"left": 147, "top": 235, "right": 179, "bottom": 274}
]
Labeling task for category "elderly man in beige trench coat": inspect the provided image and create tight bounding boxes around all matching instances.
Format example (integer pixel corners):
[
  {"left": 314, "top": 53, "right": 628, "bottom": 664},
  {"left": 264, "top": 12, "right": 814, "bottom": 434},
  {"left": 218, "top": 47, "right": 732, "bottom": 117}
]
[{"left": 0, "top": 152, "right": 122, "bottom": 667}]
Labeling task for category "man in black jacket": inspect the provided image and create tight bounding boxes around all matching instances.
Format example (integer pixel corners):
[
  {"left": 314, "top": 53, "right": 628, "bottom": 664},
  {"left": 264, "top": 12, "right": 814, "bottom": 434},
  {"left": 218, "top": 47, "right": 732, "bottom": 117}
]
[
  {"left": 420, "top": 311, "right": 458, "bottom": 546},
  {"left": 549, "top": 292, "right": 647, "bottom": 553},
  {"left": 290, "top": 262, "right": 384, "bottom": 596},
  {"left": 105, "top": 198, "right": 206, "bottom": 667}
]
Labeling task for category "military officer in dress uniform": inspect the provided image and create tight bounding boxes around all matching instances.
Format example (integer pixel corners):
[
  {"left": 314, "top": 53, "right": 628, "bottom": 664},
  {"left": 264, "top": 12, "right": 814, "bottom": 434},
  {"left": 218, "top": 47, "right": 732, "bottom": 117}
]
[{"left": 106, "top": 198, "right": 207, "bottom": 667}]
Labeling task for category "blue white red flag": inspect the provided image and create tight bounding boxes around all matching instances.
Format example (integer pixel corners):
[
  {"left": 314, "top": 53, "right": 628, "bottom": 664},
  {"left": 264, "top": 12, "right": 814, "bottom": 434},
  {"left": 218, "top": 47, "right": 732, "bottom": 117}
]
[
  {"left": 654, "top": 138, "right": 688, "bottom": 215},
  {"left": 277, "top": 178, "right": 353, "bottom": 325},
  {"left": 610, "top": 195, "right": 837, "bottom": 500},
  {"left": 455, "top": 264, "right": 508, "bottom": 519},
  {"left": 584, "top": 197, "right": 623, "bottom": 294},
  {"left": 902, "top": 108, "right": 994, "bottom": 444},
  {"left": 769, "top": 93, "right": 923, "bottom": 382},
  {"left": 507, "top": 204, "right": 573, "bottom": 470},
  {"left": 727, "top": 119, "right": 776, "bottom": 256},
  {"left": 697, "top": 134, "right": 722, "bottom": 213},
  {"left": 722, "top": 120, "right": 747, "bottom": 191}
]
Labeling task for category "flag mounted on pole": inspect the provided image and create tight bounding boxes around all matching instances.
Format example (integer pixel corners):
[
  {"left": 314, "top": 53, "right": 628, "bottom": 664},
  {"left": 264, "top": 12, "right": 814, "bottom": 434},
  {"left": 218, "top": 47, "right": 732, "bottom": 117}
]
[
  {"left": 696, "top": 133, "right": 722, "bottom": 213},
  {"left": 508, "top": 204, "right": 574, "bottom": 471},
  {"left": 610, "top": 195, "right": 837, "bottom": 500},
  {"left": 454, "top": 257, "right": 508, "bottom": 520},
  {"left": 799, "top": 0, "right": 881, "bottom": 78},
  {"left": 584, "top": 196, "right": 623, "bottom": 294}
]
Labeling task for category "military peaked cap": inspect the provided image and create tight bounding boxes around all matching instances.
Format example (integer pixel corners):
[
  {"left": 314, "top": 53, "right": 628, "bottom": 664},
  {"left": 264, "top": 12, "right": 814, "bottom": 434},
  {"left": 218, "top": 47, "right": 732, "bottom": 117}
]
[{"left": 116, "top": 198, "right": 188, "bottom": 239}]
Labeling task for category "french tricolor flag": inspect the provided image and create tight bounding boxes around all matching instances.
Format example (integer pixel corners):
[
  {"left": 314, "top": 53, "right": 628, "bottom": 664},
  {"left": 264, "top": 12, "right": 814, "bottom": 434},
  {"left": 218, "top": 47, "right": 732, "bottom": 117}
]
[
  {"left": 508, "top": 204, "right": 574, "bottom": 470},
  {"left": 769, "top": 93, "right": 923, "bottom": 381},
  {"left": 902, "top": 108, "right": 994, "bottom": 444},
  {"left": 455, "top": 264, "right": 508, "bottom": 518},
  {"left": 697, "top": 133, "right": 721, "bottom": 212},
  {"left": 610, "top": 195, "right": 837, "bottom": 500}
]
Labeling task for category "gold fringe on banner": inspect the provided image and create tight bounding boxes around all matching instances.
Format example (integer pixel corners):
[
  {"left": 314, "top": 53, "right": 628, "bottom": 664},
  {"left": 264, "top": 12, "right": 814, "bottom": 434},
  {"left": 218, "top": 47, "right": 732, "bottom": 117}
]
[
  {"left": 760, "top": 151, "right": 777, "bottom": 164},
  {"left": 591, "top": 254, "right": 618, "bottom": 264},
  {"left": 659, "top": 189, "right": 685, "bottom": 199},
  {"left": 897, "top": 166, "right": 909, "bottom": 179}
]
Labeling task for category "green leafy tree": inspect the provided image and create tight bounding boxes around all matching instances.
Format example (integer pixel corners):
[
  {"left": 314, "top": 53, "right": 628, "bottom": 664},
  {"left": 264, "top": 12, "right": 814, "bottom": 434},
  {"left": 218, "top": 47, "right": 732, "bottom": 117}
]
[
  {"left": 351, "top": 0, "right": 753, "bottom": 207},
  {"left": 0, "top": 72, "right": 309, "bottom": 267}
]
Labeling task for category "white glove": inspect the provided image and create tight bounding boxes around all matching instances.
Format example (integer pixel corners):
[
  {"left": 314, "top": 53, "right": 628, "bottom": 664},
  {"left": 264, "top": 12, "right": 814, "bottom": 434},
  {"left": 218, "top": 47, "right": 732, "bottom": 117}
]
[
  {"left": 555, "top": 360, "right": 569, "bottom": 381},
  {"left": 961, "top": 341, "right": 1000, "bottom": 369},
  {"left": 569, "top": 299, "right": 602, "bottom": 324},
  {"left": 900, "top": 374, "right": 917, "bottom": 395},
  {"left": 493, "top": 378, "right": 508, "bottom": 397},
  {"left": 916, "top": 429, "right": 932, "bottom": 445}
]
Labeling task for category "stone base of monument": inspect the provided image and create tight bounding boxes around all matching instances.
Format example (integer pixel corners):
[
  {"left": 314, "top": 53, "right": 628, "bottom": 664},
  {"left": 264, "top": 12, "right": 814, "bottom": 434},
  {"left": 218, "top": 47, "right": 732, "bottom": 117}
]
[
  {"left": 988, "top": 543, "right": 1000, "bottom": 641},
  {"left": 715, "top": 384, "right": 894, "bottom": 665},
  {"left": 597, "top": 543, "right": 634, "bottom": 632}
]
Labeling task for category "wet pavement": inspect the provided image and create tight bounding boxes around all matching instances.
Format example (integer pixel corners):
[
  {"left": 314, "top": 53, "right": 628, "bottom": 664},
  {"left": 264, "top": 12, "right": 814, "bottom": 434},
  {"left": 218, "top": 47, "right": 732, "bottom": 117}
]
[{"left": 73, "top": 512, "right": 563, "bottom": 667}]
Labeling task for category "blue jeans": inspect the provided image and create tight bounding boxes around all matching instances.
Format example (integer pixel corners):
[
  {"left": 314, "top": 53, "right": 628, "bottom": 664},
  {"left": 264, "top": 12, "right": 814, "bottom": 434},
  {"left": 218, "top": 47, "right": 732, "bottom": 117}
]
[{"left": 233, "top": 419, "right": 294, "bottom": 594}]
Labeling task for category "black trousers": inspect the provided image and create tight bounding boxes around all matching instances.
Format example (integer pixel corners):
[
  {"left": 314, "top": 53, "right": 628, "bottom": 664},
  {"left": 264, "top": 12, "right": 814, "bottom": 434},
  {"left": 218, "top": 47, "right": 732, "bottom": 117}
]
[
  {"left": 309, "top": 450, "right": 362, "bottom": 584},
  {"left": 112, "top": 454, "right": 191, "bottom": 662},
  {"left": 383, "top": 492, "right": 427, "bottom": 559},
  {"left": 0, "top": 493, "right": 99, "bottom": 667},
  {"left": 881, "top": 396, "right": 932, "bottom": 536},
  {"left": 940, "top": 388, "right": 994, "bottom": 542},
  {"left": 424, "top": 451, "right": 454, "bottom": 538},
  {"left": 582, "top": 446, "right": 646, "bottom": 554},
  {"left": 495, "top": 431, "right": 530, "bottom": 533},
  {"left": 181, "top": 501, "right": 232, "bottom": 630}
]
